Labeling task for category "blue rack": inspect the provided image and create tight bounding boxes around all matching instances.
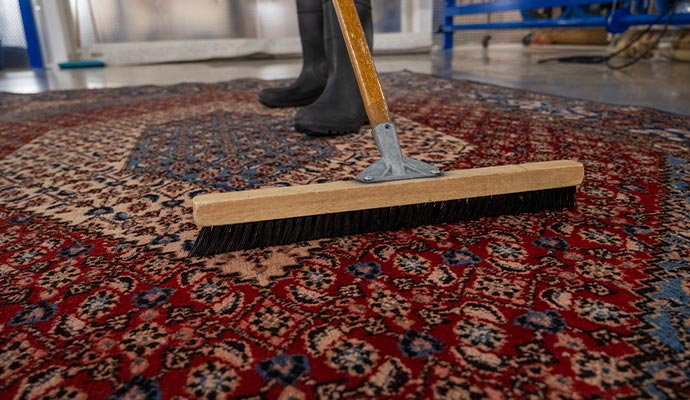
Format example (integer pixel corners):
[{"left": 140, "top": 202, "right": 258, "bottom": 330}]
[
  {"left": 439, "top": 0, "right": 690, "bottom": 49},
  {"left": 18, "top": 0, "right": 44, "bottom": 69}
]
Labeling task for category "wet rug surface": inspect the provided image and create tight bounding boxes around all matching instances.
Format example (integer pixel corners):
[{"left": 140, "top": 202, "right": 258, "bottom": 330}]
[{"left": 1, "top": 72, "right": 689, "bottom": 399}]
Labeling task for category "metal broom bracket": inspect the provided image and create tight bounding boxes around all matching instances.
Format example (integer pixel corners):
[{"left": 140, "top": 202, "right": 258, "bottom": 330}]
[
  {"left": 329, "top": 0, "right": 440, "bottom": 184},
  {"left": 356, "top": 122, "right": 442, "bottom": 183}
]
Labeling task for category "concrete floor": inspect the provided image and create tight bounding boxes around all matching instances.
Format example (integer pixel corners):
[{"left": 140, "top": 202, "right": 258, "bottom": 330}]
[{"left": 1, "top": 44, "right": 688, "bottom": 116}]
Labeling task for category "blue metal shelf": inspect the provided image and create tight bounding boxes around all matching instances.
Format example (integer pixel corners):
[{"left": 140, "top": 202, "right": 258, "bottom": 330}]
[
  {"left": 18, "top": 0, "right": 44, "bottom": 69},
  {"left": 439, "top": 0, "right": 690, "bottom": 49}
]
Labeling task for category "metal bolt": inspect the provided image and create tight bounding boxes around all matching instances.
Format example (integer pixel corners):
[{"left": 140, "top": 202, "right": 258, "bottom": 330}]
[
  {"left": 363, "top": 175, "right": 374, "bottom": 181},
  {"left": 431, "top": 168, "right": 440, "bottom": 174}
]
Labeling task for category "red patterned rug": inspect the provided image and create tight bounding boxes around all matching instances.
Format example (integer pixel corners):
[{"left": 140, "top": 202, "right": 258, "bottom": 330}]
[{"left": 1, "top": 72, "right": 689, "bottom": 399}]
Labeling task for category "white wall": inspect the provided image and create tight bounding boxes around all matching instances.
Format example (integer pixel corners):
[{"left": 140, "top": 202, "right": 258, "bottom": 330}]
[{"left": 33, "top": 0, "right": 77, "bottom": 67}]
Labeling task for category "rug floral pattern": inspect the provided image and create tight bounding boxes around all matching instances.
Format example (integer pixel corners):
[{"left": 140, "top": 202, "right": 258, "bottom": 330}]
[{"left": 1, "top": 72, "right": 688, "bottom": 399}]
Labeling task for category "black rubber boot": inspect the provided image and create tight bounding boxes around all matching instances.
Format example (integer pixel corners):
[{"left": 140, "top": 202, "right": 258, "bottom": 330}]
[
  {"left": 258, "top": 0, "right": 328, "bottom": 108},
  {"left": 294, "top": 0, "right": 372, "bottom": 136}
]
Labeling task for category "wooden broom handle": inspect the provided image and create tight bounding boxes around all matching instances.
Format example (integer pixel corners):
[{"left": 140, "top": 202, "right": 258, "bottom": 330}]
[{"left": 332, "top": 0, "right": 390, "bottom": 126}]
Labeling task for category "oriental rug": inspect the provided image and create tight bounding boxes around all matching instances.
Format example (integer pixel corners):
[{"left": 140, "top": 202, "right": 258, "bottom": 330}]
[{"left": 1, "top": 71, "right": 689, "bottom": 399}]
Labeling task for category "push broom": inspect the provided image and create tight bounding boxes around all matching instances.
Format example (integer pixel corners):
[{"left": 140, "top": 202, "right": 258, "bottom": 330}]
[{"left": 188, "top": 0, "right": 584, "bottom": 257}]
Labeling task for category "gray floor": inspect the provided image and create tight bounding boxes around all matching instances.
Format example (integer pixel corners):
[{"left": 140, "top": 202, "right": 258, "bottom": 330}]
[
  {"left": 436, "top": 45, "right": 690, "bottom": 116},
  {"left": 1, "top": 44, "right": 688, "bottom": 116}
]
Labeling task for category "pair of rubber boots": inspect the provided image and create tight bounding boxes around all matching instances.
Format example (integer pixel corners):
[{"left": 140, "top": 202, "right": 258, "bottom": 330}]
[{"left": 259, "top": 0, "right": 372, "bottom": 136}]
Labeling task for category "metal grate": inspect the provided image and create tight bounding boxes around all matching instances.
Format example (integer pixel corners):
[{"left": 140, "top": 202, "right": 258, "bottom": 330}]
[{"left": 433, "top": 0, "right": 528, "bottom": 47}]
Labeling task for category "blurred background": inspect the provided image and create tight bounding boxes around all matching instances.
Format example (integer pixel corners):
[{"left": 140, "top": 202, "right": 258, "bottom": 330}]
[
  {"left": 1, "top": 0, "right": 689, "bottom": 114},
  {"left": 1, "top": 0, "right": 543, "bottom": 69}
]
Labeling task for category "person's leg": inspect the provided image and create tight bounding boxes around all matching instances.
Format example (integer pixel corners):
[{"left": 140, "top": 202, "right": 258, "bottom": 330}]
[
  {"left": 294, "top": 0, "right": 372, "bottom": 136},
  {"left": 258, "top": 0, "right": 328, "bottom": 108}
]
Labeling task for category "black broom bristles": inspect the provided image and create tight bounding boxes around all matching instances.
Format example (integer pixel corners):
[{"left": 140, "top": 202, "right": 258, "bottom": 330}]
[{"left": 188, "top": 186, "right": 576, "bottom": 257}]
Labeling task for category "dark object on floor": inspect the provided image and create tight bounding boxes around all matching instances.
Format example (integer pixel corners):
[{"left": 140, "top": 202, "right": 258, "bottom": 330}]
[{"left": 539, "top": 55, "right": 610, "bottom": 64}]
